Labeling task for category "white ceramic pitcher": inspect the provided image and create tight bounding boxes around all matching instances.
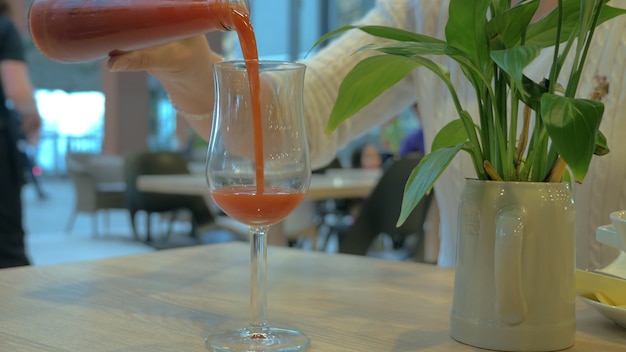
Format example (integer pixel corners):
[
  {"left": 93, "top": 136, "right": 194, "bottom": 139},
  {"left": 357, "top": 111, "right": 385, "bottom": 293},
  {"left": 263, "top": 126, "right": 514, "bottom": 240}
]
[{"left": 450, "top": 180, "right": 576, "bottom": 351}]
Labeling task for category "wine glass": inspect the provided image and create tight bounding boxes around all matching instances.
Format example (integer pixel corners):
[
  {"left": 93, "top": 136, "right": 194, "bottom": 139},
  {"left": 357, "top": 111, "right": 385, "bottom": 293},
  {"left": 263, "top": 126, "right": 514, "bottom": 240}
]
[{"left": 205, "top": 60, "right": 310, "bottom": 351}]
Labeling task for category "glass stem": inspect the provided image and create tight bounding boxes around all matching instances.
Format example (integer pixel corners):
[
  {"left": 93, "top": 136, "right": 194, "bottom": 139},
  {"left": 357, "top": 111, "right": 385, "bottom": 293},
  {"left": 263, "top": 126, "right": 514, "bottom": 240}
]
[{"left": 249, "top": 225, "right": 269, "bottom": 334}]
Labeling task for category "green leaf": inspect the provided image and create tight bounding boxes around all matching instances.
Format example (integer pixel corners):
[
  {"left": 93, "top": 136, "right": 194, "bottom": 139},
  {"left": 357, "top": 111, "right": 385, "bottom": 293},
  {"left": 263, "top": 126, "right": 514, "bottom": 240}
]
[
  {"left": 491, "top": 0, "right": 513, "bottom": 14},
  {"left": 599, "top": 5, "right": 626, "bottom": 25},
  {"left": 491, "top": 46, "right": 541, "bottom": 89},
  {"left": 359, "top": 42, "right": 466, "bottom": 58},
  {"left": 431, "top": 119, "right": 468, "bottom": 151},
  {"left": 356, "top": 26, "right": 446, "bottom": 44},
  {"left": 326, "top": 55, "right": 451, "bottom": 133},
  {"left": 487, "top": 0, "right": 540, "bottom": 49},
  {"left": 445, "top": 0, "right": 491, "bottom": 68},
  {"left": 307, "top": 25, "right": 446, "bottom": 57},
  {"left": 594, "top": 130, "right": 609, "bottom": 156},
  {"left": 526, "top": 1, "right": 625, "bottom": 48},
  {"left": 541, "top": 94, "right": 604, "bottom": 182},
  {"left": 398, "top": 143, "right": 465, "bottom": 226},
  {"left": 307, "top": 25, "right": 355, "bottom": 56},
  {"left": 578, "top": 0, "right": 598, "bottom": 44},
  {"left": 519, "top": 75, "right": 549, "bottom": 110},
  {"left": 361, "top": 42, "right": 490, "bottom": 91}
]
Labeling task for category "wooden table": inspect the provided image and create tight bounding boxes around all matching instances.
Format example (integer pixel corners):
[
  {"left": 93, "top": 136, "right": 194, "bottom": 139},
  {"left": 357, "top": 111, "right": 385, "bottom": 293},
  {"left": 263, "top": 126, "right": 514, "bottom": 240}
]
[
  {"left": 1, "top": 242, "right": 624, "bottom": 351},
  {"left": 136, "top": 169, "right": 381, "bottom": 201}
]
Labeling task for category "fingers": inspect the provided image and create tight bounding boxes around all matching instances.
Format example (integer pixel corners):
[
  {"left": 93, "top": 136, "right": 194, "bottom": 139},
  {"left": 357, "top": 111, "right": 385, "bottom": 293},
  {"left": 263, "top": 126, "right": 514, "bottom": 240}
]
[
  {"left": 21, "top": 115, "right": 42, "bottom": 135},
  {"left": 104, "top": 35, "right": 219, "bottom": 139},
  {"left": 108, "top": 46, "right": 175, "bottom": 72},
  {"left": 106, "top": 35, "right": 210, "bottom": 73},
  {"left": 107, "top": 52, "right": 134, "bottom": 71}
]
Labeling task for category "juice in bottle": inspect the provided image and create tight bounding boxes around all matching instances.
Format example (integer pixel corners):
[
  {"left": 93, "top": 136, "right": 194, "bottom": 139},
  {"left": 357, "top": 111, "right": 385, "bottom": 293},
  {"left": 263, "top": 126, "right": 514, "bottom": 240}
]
[{"left": 28, "top": 0, "right": 249, "bottom": 63}]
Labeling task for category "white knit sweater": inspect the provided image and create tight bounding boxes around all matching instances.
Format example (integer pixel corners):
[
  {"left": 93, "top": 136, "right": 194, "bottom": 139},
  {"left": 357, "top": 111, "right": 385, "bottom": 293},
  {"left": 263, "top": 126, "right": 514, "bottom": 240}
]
[{"left": 303, "top": 0, "right": 626, "bottom": 269}]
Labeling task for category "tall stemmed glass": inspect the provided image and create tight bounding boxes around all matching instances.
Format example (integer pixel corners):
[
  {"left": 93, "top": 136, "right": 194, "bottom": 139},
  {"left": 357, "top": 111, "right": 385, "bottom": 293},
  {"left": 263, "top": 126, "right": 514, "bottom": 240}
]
[{"left": 205, "top": 60, "right": 310, "bottom": 352}]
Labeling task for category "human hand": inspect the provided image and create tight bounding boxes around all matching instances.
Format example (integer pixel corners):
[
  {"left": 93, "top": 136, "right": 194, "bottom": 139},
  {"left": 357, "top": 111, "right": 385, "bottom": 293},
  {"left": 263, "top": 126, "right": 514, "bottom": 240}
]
[
  {"left": 20, "top": 113, "right": 41, "bottom": 137},
  {"left": 107, "top": 35, "right": 214, "bottom": 81},
  {"left": 107, "top": 35, "right": 222, "bottom": 123}
]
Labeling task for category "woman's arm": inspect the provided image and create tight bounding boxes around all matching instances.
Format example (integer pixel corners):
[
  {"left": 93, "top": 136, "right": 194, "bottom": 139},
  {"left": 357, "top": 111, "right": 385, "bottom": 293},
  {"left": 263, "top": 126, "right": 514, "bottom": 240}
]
[
  {"left": 106, "top": 0, "right": 418, "bottom": 168},
  {"left": 0, "top": 18, "right": 41, "bottom": 141},
  {"left": 1, "top": 60, "right": 41, "bottom": 142}
]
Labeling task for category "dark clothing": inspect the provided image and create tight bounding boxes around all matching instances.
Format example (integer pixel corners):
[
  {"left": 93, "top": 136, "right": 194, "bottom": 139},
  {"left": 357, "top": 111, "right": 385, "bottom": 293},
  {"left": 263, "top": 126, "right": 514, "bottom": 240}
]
[
  {"left": 0, "top": 17, "right": 30, "bottom": 268},
  {"left": 398, "top": 128, "right": 425, "bottom": 158}
]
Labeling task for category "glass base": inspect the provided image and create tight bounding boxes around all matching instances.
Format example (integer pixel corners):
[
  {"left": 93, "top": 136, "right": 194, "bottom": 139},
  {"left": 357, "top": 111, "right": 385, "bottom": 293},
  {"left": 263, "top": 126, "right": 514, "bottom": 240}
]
[{"left": 205, "top": 326, "right": 310, "bottom": 352}]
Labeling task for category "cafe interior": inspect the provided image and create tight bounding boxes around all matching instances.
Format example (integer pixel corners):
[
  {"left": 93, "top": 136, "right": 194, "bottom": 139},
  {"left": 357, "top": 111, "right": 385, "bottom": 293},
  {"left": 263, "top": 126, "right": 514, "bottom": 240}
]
[
  {"left": 2, "top": 0, "right": 626, "bottom": 351},
  {"left": 16, "top": 0, "right": 437, "bottom": 263}
]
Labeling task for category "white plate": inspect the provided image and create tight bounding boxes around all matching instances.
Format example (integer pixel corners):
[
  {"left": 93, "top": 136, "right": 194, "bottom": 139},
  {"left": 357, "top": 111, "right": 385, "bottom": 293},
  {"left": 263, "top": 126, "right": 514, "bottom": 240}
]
[
  {"left": 596, "top": 225, "right": 626, "bottom": 252},
  {"left": 580, "top": 293, "right": 626, "bottom": 328}
]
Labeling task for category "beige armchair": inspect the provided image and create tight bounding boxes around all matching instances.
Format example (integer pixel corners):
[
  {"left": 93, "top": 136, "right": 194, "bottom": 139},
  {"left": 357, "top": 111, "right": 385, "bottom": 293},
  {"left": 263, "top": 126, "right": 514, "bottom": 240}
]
[{"left": 65, "top": 152, "right": 129, "bottom": 237}]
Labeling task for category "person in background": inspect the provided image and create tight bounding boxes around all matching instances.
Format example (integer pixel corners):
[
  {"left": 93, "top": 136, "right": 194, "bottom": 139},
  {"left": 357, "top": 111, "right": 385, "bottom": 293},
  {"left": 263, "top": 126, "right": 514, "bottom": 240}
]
[
  {"left": 107, "top": 0, "right": 625, "bottom": 269},
  {"left": 0, "top": 0, "right": 42, "bottom": 268},
  {"left": 398, "top": 103, "right": 425, "bottom": 158},
  {"left": 351, "top": 142, "right": 383, "bottom": 170}
]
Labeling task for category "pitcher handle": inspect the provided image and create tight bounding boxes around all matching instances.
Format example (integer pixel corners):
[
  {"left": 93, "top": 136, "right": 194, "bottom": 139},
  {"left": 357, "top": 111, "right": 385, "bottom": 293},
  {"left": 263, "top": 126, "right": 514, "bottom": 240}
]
[{"left": 495, "top": 206, "right": 527, "bottom": 326}]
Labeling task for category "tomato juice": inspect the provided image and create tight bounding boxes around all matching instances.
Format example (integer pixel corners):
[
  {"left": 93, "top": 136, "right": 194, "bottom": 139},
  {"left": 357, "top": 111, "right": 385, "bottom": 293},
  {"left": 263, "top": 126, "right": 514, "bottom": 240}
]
[
  {"left": 211, "top": 186, "right": 305, "bottom": 226},
  {"left": 230, "top": 9, "right": 264, "bottom": 193},
  {"left": 28, "top": 0, "right": 238, "bottom": 63}
]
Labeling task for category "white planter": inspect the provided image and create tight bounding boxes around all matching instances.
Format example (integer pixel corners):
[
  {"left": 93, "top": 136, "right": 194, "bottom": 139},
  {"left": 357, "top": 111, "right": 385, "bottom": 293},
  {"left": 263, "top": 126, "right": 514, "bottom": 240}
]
[{"left": 450, "top": 180, "right": 576, "bottom": 351}]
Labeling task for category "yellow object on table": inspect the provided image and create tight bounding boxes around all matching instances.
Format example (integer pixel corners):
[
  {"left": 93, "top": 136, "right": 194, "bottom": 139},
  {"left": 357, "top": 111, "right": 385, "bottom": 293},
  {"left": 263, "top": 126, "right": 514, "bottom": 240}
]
[{"left": 576, "top": 269, "right": 626, "bottom": 306}]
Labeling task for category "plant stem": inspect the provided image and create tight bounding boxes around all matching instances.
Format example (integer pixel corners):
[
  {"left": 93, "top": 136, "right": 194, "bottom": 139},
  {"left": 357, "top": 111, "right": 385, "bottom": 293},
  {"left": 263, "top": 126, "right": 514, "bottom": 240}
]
[
  {"left": 443, "top": 73, "right": 487, "bottom": 180},
  {"left": 547, "top": 0, "right": 564, "bottom": 95},
  {"left": 516, "top": 105, "right": 531, "bottom": 178},
  {"left": 565, "top": 0, "right": 604, "bottom": 97},
  {"left": 484, "top": 160, "right": 503, "bottom": 181},
  {"left": 459, "top": 110, "right": 488, "bottom": 180},
  {"left": 494, "top": 68, "right": 508, "bottom": 178},
  {"left": 545, "top": 157, "right": 567, "bottom": 182},
  {"left": 506, "top": 85, "right": 519, "bottom": 181}
]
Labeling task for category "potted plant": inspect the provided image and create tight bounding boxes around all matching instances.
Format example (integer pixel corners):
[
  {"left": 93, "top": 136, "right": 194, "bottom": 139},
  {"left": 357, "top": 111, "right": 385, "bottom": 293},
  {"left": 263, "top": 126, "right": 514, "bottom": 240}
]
[{"left": 313, "top": 0, "right": 625, "bottom": 350}]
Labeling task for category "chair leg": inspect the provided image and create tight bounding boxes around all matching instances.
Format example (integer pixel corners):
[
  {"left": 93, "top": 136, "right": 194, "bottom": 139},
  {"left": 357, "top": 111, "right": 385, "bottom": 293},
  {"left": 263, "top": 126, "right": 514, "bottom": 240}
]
[
  {"left": 146, "top": 212, "right": 153, "bottom": 242},
  {"left": 66, "top": 211, "right": 77, "bottom": 236},
  {"left": 92, "top": 212, "right": 98, "bottom": 237},
  {"left": 190, "top": 219, "right": 198, "bottom": 239},
  {"left": 165, "top": 210, "right": 177, "bottom": 237},
  {"left": 129, "top": 211, "right": 140, "bottom": 241},
  {"left": 319, "top": 225, "right": 335, "bottom": 252},
  {"left": 103, "top": 210, "right": 111, "bottom": 235}
]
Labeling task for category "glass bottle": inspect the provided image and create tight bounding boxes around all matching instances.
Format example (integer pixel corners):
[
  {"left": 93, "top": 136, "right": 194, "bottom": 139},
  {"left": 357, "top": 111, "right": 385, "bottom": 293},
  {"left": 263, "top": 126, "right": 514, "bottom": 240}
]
[{"left": 28, "top": 0, "right": 249, "bottom": 63}]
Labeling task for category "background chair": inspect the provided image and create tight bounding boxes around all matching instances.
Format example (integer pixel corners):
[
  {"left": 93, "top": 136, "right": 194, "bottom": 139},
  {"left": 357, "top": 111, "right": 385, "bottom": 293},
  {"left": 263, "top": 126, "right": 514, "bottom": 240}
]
[
  {"left": 124, "top": 151, "right": 215, "bottom": 243},
  {"left": 312, "top": 157, "right": 362, "bottom": 249},
  {"left": 65, "top": 152, "right": 128, "bottom": 236},
  {"left": 337, "top": 156, "right": 434, "bottom": 261}
]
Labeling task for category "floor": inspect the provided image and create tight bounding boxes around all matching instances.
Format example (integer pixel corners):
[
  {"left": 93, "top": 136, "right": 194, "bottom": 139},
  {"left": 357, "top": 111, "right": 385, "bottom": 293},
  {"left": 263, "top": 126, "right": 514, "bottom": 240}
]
[{"left": 22, "top": 176, "right": 239, "bottom": 266}]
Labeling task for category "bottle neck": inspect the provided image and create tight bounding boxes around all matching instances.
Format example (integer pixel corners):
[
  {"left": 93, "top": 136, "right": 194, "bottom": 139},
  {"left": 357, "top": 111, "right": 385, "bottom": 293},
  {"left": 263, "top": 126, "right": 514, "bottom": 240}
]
[{"left": 219, "top": 0, "right": 250, "bottom": 31}]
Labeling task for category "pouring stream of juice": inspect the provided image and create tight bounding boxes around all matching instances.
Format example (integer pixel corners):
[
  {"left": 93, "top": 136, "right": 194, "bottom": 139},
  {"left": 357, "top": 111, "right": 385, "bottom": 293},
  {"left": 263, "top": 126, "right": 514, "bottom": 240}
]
[{"left": 230, "top": 8, "right": 265, "bottom": 194}]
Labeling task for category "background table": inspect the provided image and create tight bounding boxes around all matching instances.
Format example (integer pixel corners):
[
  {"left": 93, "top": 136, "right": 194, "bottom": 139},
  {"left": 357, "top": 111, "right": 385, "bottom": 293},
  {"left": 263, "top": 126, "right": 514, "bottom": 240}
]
[
  {"left": 1, "top": 242, "right": 624, "bottom": 351},
  {"left": 136, "top": 170, "right": 382, "bottom": 247},
  {"left": 136, "top": 169, "right": 381, "bottom": 201}
]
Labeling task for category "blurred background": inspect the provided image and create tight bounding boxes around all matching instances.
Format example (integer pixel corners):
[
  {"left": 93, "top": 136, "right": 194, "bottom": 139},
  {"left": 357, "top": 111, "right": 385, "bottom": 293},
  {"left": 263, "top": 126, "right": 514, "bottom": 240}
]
[
  {"left": 6, "top": 0, "right": 430, "bottom": 266},
  {"left": 11, "top": 0, "right": 420, "bottom": 177}
]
